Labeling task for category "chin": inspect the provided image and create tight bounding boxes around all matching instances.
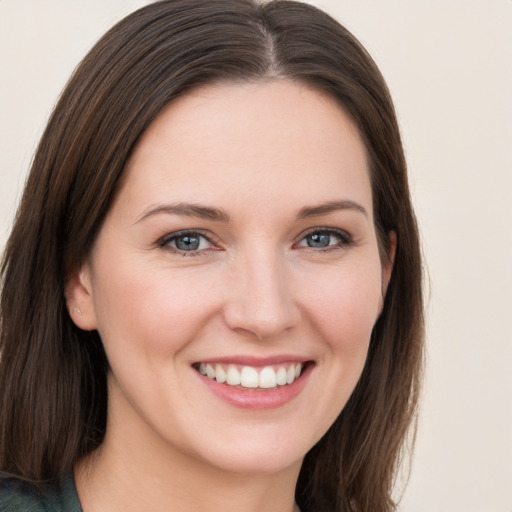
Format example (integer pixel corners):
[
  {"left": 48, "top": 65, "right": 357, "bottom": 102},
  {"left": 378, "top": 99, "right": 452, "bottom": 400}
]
[{"left": 187, "top": 423, "right": 319, "bottom": 476}]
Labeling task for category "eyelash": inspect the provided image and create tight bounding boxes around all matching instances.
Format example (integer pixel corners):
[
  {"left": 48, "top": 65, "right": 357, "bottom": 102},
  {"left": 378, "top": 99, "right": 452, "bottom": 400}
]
[
  {"left": 158, "top": 228, "right": 354, "bottom": 256},
  {"left": 158, "top": 230, "right": 217, "bottom": 257},
  {"left": 294, "top": 228, "right": 355, "bottom": 253}
]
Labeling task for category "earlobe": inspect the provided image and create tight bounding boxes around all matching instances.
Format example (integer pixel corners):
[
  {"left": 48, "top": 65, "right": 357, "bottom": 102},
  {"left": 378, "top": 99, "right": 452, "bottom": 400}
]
[{"left": 65, "top": 264, "right": 98, "bottom": 331}]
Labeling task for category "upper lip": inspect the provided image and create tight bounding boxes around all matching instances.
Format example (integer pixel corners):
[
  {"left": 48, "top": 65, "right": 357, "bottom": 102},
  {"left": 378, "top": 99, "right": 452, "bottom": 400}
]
[{"left": 193, "top": 355, "right": 312, "bottom": 366}]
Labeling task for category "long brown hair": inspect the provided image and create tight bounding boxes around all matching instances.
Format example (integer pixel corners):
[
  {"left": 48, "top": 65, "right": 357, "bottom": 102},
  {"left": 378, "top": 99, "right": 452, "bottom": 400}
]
[{"left": 0, "top": 1, "right": 424, "bottom": 510}]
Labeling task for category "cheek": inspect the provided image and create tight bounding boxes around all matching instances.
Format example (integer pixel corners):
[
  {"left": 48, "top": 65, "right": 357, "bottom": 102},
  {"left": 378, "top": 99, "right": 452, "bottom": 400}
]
[
  {"left": 290, "top": 261, "right": 382, "bottom": 441},
  {"left": 91, "top": 258, "right": 221, "bottom": 359},
  {"left": 302, "top": 261, "right": 382, "bottom": 356}
]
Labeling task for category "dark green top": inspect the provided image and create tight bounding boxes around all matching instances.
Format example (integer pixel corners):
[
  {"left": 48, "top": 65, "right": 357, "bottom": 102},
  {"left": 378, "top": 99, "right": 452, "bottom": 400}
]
[{"left": 0, "top": 475, "right": 81, "bottom": 512}]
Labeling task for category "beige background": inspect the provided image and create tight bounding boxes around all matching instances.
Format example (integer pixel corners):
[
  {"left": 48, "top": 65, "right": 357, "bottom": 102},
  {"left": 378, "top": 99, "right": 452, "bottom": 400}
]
[{"left": 1, "top": 1, "right": 511, "bottom": 510}]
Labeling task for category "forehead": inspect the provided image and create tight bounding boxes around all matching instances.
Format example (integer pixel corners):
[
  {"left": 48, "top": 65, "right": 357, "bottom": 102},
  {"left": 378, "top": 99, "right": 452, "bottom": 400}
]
[{"left": 120, "top": 79, "right": 372, "bottom": 219}]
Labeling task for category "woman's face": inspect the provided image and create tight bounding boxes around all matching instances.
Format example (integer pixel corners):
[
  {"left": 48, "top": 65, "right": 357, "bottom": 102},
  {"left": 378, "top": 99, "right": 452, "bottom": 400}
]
[{"left": 71, "top": 80, "right": 391, "bottom": 476}]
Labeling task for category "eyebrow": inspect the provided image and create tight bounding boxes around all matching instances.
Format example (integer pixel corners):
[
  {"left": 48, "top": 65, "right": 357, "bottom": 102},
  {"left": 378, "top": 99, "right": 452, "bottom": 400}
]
[
  {"left": 136, "top": 202, "right": 230, "bottom": 223},
  {"left": 296, "top": 200, "right": 368, "bottom": 219},
  {"left": 136, "top": 199, "right": 367, "bottom": 224}
]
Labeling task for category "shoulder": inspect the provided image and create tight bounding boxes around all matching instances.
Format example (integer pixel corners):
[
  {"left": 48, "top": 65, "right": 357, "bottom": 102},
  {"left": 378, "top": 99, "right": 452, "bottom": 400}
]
[
  {"left": 0, "top": 477, "right": 46, "bottom": 512},
  {"left": 0, "top": 475, "right": 81, "bottom": 512}
]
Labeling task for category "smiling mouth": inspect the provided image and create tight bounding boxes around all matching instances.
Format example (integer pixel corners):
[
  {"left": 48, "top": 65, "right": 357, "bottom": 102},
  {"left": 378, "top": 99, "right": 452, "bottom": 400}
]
[{"left": 193, "top": 362, "right": 312, "bottom": 390}]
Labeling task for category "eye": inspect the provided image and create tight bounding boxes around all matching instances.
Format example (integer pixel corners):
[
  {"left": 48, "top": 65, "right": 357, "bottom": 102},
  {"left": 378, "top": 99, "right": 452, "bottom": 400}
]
[
  {"left": 296, "top": 229, "right": 353, "bottom": 250},
  {"left": 159, "top": 230, "right": 214, "bottom": 254}
]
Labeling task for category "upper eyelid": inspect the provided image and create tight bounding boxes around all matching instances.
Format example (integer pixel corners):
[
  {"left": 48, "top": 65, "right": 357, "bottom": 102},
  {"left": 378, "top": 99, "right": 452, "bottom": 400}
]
[
  {"left": 157, "top": 227, "right": 354, "bottom": 249},
  {"left": 158, "top": 229, "right": 218, "bottom": 247},
  {"left": 293, "top": 227, "right": 355, "bottom": 250},
  {"left": 296, "top": 226, "right": 353, "bottom": 240}
]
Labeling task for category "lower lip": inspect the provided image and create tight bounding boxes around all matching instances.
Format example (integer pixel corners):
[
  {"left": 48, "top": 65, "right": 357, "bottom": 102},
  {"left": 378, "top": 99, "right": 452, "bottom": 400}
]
[{"left": 196, "top": 364, "right": 313, "bottom": 410}]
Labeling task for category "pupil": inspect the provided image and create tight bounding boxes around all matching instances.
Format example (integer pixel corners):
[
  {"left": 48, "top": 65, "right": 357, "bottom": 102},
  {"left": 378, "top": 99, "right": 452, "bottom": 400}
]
[
  {"left": 176, "top": 235, "right": 199, "bottom": 251},
  {"left": 308, "top": 233, "right": 330, "bottom": 248}
]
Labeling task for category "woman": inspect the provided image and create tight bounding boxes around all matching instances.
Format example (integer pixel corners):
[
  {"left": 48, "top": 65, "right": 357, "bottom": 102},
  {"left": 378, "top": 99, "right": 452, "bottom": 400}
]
[{"left": 0, "top": 1, "right": 424, "bottom": 511}]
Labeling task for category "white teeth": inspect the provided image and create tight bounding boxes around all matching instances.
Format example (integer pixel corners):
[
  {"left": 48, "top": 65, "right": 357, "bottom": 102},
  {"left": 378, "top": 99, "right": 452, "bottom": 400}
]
[
  {"left": 276, "top": 367, "right": 287, "bottom": 386},
  {"left": 198, "top": 362, "right": 304, "bottom": 389},
  {"left": 226, "top": 365, "right": 241, "bottom": 385},
  {"left": 215, "top": 364, "right": 226, "bottom": 383},
  {"left": 206, "top": 364, "right": 215, "bottom": 379},
  {"left": 259, "top": 366, "right": 277, "bottom": 388},
  {"left": 240, "top": 366, "right": 259, "bottom": 388}
]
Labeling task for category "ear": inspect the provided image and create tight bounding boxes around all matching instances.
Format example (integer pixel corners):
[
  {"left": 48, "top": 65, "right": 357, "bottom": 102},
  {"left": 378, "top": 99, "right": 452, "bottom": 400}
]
[
  {"left": 65, "top": 263, "right": 98, "bottom": 331},
  {"left": 381, "top": 230, "right": 397, "bottom": 302}
]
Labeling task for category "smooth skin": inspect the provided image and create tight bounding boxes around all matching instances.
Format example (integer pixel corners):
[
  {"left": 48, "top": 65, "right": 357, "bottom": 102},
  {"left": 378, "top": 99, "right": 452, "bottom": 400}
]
[{"left": 68, "top": 80, "right": 395, "bottom": 512}]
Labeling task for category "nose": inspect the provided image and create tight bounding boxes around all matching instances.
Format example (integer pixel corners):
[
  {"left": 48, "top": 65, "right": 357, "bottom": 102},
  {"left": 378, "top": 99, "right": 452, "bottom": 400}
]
[{"left": 222, "top": 250, "right": 301, "bottom": 340}]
